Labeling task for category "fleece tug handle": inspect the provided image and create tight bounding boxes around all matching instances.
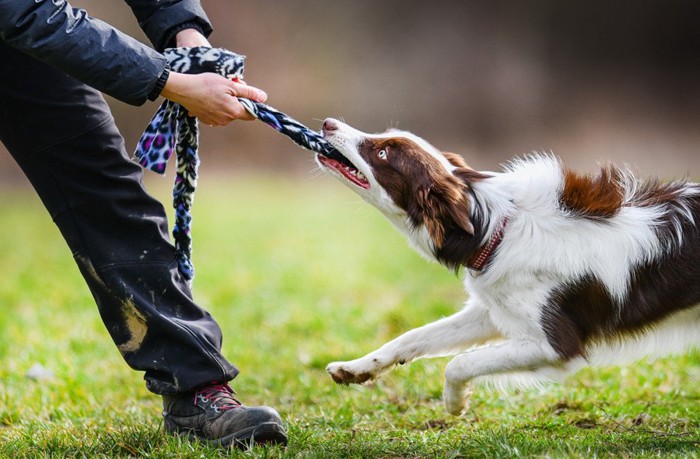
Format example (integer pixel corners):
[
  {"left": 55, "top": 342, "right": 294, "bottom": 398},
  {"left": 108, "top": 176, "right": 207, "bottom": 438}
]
[{"left": 134, "top": 47, "right": 342, "bottom": 284}]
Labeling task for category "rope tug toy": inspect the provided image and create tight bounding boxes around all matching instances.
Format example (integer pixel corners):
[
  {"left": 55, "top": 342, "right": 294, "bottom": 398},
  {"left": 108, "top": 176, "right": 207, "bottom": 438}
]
[{"left": 134, "top": 47, "right": 347, "bottom": 283}]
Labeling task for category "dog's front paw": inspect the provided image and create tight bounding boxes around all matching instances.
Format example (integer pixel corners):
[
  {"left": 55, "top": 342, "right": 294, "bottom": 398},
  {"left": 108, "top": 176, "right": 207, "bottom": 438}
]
[
  {"left": 443, "top": 381, "right": 472, "bottom": 415},
  {"left": 326, "top": 361, "right": 375, "bottom": 385}
]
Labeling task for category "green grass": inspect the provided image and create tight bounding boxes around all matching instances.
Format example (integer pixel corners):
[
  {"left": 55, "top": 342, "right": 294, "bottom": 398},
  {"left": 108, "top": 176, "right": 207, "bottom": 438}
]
[{"left": 0, "top": 175, "right": 698, "bottom": 458}]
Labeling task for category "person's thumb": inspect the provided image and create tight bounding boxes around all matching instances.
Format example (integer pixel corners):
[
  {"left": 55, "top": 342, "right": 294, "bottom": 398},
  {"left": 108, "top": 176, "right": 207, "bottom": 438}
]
[{"left": 231, "top": 82, "right": 267, "bottom": 103}]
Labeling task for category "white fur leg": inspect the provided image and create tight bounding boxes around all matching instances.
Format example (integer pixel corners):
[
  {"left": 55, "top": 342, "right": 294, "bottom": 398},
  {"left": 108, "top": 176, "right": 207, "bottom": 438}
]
[
  {"left": 443, "top": 339, "right": 559, "bottom": 415},
  {"left": 327, "top": 305, "right": 499, "bottom": 385}
]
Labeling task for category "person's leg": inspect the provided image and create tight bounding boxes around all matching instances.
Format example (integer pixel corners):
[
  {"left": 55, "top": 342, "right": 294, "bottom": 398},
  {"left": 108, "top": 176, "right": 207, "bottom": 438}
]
[
  {"left": 0, "top": 42, "right": 237, "bottom": 394},
  {"left": 0, "top": 41, "right": 287, "bottom": 447}
]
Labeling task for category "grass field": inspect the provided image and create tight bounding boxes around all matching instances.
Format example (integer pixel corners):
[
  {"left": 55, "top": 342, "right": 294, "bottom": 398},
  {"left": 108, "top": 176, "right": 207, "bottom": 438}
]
[{"left": 0, "top": 175, "right": 698, "bottom": 458}]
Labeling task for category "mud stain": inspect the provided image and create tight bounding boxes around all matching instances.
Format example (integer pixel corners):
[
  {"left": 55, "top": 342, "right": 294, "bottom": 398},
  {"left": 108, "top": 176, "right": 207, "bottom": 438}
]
[
  {"left": 118, "top": 298, "right": 148, "bottom": 354},
  {"left": 74, "top": 254, "right": 109, "bottom": 291}
]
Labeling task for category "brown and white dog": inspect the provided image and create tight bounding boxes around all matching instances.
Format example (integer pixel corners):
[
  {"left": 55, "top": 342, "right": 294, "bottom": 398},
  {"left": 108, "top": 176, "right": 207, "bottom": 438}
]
[{"left": 316, "top": 118, "right": 700, "bottom": 415}]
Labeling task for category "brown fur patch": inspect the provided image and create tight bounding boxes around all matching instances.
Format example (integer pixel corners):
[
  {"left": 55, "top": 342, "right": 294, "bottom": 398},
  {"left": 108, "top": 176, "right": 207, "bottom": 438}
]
[
  {"left": 633, "top": 179, "right": 691, "bottom": 209},
  {"left": 544, "top": 183, "right": 700, "bottom": 361},
  {"left": 442, "top": 151, "right": 470, "bottom": 169},
  {"left": 561, "top": 165, "right": 624, "bottom": 218}
]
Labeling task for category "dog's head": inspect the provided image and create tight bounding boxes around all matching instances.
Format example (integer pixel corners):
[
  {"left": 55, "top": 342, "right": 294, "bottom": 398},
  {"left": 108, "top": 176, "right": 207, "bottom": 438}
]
[{"left": 317, "top": 118, "right": 487, "bottom": 263}]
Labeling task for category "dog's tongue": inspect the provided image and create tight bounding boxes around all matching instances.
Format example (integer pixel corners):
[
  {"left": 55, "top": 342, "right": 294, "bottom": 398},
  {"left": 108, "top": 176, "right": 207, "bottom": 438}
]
[{"left": 316, "top": 138, "right": 355, "bottom": 169}]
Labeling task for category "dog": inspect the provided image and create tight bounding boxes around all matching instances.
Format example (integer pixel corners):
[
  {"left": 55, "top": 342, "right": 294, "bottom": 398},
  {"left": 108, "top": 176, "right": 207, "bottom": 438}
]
[{"left": 316, "top": 118, "right": 700, "bottom": 415}]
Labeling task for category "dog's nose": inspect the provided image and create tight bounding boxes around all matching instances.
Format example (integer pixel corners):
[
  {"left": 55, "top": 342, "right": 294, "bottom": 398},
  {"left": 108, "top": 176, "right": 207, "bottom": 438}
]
[{"left": 322, "top": 118, "right": 338, "bottom": 133}]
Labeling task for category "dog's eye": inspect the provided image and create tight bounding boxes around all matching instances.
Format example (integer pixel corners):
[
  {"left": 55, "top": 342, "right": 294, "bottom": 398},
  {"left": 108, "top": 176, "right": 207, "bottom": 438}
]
[{"left": 378, "top": 149, "right": 388, "bottom": 161}]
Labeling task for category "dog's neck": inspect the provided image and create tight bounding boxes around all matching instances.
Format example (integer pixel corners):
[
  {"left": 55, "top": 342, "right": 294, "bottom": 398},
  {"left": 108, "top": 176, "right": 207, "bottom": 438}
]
[
  {"left": 467, "top": 216, "right": 509, "bottom": 272},
  {"left": 419, "top": 172, "right": 512, "bottom": 272}
]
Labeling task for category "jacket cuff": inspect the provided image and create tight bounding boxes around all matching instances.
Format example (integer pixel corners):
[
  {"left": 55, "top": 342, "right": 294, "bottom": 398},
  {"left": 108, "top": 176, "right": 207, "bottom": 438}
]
[
  {"left": 148, "top": 64, "right": 171, "bottom": 101},
  {"left": 162, "top": 21, "right": 207, "bottom": 50},
  {"left": 136, "top": 0, "right": 213, "bottom": 51}
]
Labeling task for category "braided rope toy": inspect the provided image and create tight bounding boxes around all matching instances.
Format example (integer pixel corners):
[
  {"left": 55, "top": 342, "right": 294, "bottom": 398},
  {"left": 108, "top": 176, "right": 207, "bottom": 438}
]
[{"left": 134, "top": 47, "right": 346, "bottom": 283}]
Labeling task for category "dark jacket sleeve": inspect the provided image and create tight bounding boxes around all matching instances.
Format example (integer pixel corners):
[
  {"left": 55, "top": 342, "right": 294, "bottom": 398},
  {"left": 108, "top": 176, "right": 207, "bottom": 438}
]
[
  {"left": 0, "top": 0, "right": 167, "bottom": 106},
  {"left": 124, "top": 0, "right": 213, "bottom": 52}
]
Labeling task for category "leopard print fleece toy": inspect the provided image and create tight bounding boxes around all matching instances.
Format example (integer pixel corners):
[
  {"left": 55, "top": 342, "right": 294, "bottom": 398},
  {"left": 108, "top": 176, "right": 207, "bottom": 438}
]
[{"left": 134, "top": 47, "right": 344, "bottom": 283}]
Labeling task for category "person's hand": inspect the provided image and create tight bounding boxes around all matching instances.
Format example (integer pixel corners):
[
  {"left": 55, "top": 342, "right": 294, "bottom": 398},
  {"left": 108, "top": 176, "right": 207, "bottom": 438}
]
[
  {"left": 161, "top": 72, "right": 267, "bottom": 126},
  {"left": 163, "top": 29, "right": 267, "bottom": 125}
]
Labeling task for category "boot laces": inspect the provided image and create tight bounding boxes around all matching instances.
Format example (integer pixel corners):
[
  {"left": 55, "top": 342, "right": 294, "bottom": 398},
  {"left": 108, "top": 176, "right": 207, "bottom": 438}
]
[{"left": 194, "top": 382, "right": 241, "bottom": 412}]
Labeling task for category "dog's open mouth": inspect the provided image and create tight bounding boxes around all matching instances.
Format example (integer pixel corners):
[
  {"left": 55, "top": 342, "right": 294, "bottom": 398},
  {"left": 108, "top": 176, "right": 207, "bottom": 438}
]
[{"left": 318, "top": 154, "right": 370, "bottom": 189}]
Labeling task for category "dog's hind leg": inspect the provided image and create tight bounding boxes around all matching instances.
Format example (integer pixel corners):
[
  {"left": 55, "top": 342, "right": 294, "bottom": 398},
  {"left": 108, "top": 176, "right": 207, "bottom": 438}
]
[
  {"left": 327, "top": 304, "right": 500, "bottom": 385},
  {"left": 442, "top": 339, "right": 560, "bottom": 415}
]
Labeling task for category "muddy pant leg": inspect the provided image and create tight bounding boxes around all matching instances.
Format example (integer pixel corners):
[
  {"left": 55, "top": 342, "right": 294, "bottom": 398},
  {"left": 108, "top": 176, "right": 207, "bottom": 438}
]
[{"left": 0, "top": 43, "right": 238, "bottom": 394}]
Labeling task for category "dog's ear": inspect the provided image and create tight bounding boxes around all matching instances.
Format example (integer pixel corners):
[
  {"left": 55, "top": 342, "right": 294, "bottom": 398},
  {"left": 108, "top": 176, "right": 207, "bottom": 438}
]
[
  {"left": 435, "top": 178, "right": 475, "bottom": 237},
  {"left": 414, "top": 176, "right": 474, "bottom": 248}
]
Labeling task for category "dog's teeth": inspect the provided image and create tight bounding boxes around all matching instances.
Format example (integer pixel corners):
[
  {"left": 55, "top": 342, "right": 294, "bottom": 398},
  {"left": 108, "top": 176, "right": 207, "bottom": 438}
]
[{"left": 357, "top": 172, "right": 366, "bottom": 180}]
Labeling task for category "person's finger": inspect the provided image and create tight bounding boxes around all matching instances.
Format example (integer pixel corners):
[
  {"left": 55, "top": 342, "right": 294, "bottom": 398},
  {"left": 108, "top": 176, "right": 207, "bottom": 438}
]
[
  {"left": 233, "top": 104, "right": 255, "bottom": 121},
  {"left": 221, "top": 104, "right": 254, "bottom": 124},
  {"left": 230, "top": 82, "right": 267, "bottom": 103},
  {"left": 192, "top": 104, "right": 251, "bottom": 126}
]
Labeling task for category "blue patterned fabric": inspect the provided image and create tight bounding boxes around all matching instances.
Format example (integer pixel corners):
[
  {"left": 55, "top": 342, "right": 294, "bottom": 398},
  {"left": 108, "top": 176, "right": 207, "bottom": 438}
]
[{"left": 134, "top": 47, "right": 343, "bottom": 283}]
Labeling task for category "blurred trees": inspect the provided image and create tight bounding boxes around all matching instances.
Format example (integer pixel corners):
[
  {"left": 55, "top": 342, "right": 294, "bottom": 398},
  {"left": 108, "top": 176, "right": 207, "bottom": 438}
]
[{"left": 2, "top": 0, "right": 698, "bottom": 183}]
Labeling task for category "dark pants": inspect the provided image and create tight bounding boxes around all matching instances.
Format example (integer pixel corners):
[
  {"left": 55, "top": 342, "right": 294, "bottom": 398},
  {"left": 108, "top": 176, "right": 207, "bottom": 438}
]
[{"left": 0, "top": 43, "right": 238, "bottom": 395}]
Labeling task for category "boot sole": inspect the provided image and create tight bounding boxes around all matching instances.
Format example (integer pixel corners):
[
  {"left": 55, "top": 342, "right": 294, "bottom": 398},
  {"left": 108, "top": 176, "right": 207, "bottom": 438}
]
[
  {"left": 166, "top": 418, "right": 288, "bottom": 449},
  {"left": 221, "top": 421, "right": 288, "bottom": 448}
]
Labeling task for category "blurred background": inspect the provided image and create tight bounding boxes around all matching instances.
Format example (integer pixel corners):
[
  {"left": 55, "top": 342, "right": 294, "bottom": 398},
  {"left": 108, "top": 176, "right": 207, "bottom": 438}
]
[{"left": 1, "top": 0, "right": 699, "bottom": 185}]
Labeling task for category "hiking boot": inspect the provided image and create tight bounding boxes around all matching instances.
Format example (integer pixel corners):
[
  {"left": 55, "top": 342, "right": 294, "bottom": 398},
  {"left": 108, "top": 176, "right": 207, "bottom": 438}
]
[{"left": 162, "top": 382, "right": 287, "bottom": 448}]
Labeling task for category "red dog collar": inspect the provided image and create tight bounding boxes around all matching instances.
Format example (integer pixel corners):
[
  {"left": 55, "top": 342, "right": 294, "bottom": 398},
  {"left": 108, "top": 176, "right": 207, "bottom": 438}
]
[{"left": 468, "top": 217, "right": 508, "bottom": 272}]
